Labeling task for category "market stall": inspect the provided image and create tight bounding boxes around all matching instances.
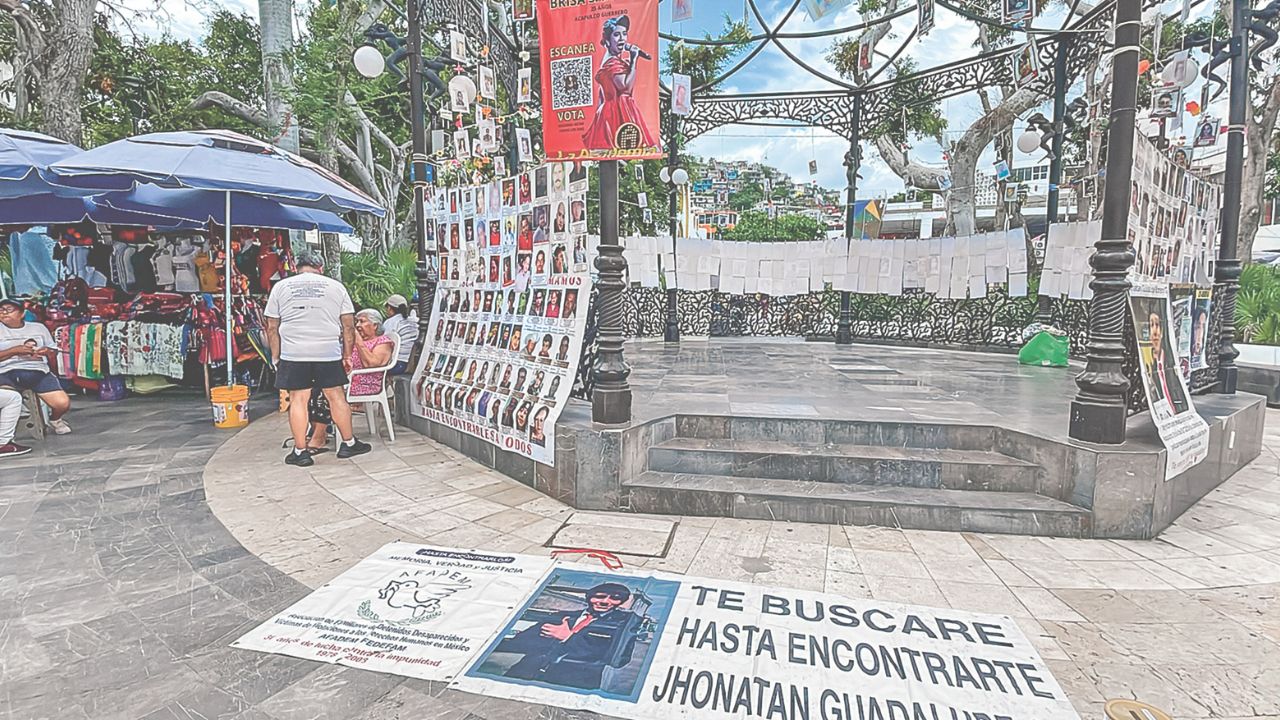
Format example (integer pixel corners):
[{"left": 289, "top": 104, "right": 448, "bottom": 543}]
[{"left": 2, "top": 127, "right": 383, "bottom": 414}]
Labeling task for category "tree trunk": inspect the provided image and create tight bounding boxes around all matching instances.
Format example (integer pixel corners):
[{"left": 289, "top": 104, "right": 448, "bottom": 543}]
[
  {"left": 40, "top": 0, "right": 95, "bottom": 145},
  {"left": 946, "top": 140, "right": 981, "bottom": 236},
  {"left": 317, "top": 120, "right": 344, "bottom": 280},
  {"left": 1238, "top": 75, "right": 1280, "bottom": 263},
  {"left": 4, "top": 0, "right": 95, "bottom": 145},
  {"left": 259, "top": 0, "right": 300, "bottom": 153}
]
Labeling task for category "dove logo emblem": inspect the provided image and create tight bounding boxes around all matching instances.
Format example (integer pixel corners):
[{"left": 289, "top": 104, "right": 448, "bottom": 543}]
[{"left": 358, "top": 569, "right": 474, "bottom": 625}]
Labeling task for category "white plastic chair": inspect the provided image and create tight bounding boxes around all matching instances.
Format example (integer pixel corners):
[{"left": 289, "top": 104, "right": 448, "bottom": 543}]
[{"left": 346, "top": 333, "right": 400, "bottom": 442}]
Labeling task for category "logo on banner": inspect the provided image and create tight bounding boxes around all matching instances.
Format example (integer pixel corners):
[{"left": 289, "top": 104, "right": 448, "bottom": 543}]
[{"left": 359, "top": 569, "right": 474, "bottom": 625}]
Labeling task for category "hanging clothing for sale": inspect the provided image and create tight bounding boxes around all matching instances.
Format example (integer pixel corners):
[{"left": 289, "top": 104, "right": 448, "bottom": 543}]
[
  {"left": 64, "top": 246, "right": 109, "bottom": 287},
  {"left": 258, "top": 243, "right": 283, "bottom": 292},
  {"left": 87, "top": 243, "right": 113, "bottom": 284},
  {"left": 194, "top": 251, "right": 220, "bottom": 293},
  {"left": 54, "top": 325, "right": 74, "bottom": 377},
  {"left": 154, "top": 246, "right": 176, "bottom": 288},
  {"left": 131, "top": 246, "right": 159, "bottom": 293},
  {"left": 172, "top": 246, "right": 200, "bottom": 293},
  {"left": 10, "top": 231, "right": 59, "bottom": 295},
  {"left": 111, "top": 241, "right": 138, "bottom": 292}
]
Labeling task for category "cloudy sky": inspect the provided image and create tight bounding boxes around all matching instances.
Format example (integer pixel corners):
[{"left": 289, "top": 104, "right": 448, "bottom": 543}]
[{"left": 111, "top": 0, "right": 1210, "bottom": 197}]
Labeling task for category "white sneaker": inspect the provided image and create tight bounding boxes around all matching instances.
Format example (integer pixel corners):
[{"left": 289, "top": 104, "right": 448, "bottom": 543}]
[{"left": 49, "top": 419, "right": 71, "bottom": 435}]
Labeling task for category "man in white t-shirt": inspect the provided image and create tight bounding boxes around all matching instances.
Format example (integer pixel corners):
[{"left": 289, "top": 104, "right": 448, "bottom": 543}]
[
  {"left": 265, "top": 253, "right": 371, "bottom": 467},
  {"left": 0, "top": 298, "right": 72, "bottom": 440}
]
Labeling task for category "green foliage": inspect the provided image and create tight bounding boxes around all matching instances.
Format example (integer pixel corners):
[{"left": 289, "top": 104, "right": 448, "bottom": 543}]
[
  {"left": 826, "top": 51, "right": 945, "bottom": 143},
  {"left": 661, "top": 16, "right": 751, "bottom": 92},
  {"left": 1237, "top": 263, "right": 1280, "bottom": 346},
  {"left": 1266, "top": 146, "right": 1280, "bottom": 199},
  {"left": 729, "top": 181, "right": 764, "bottom": 212},
  {"left": 721, "top": 211, "right": 824, "bottom": 242},
  {"left": 585, "top": 157, "right": 706, "bottom": 235},
  {"left": 341, "top": 246, "right": 418, "bottom": 310},
  {"left": 80, "top": 11, "right": 263, "bottom": 146}
]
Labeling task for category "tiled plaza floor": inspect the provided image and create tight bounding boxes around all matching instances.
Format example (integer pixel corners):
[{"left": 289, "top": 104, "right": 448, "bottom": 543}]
[{"left": 4, "top": 393, "right": 1280, "bottom": 718}]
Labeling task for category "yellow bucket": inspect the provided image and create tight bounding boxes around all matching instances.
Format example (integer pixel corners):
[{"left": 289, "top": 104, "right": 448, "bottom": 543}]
[{"left": 211, "top": 384, "right": 250, "bottom": 429}]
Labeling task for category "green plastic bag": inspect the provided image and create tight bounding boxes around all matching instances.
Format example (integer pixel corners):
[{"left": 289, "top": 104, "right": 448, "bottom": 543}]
[{"left": 1018, "top": 330, "right": 1069, "bottom": 367}]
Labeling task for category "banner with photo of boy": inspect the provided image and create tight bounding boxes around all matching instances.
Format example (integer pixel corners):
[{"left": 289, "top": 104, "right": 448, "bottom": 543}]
[
  {"left": 409, "top": 162, "right": 592, "bottom": 466},
  {"left": 1130, "top": 283, "right": 1210, "bottom": 480}
]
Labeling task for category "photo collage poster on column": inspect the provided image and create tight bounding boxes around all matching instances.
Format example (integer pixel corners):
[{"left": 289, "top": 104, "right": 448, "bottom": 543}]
[
  {"left": 1128, "top": 131, "right": 1217, "bottom": 381},
  {"left": 409, "top": 162, "right": 592, "bottom": 465},
  {"left": 1128, "top": 131, "right": 1221, "bottom": 287},
  {"left": 1129, "top": 283, "right": 1210, "bottom": 479}
]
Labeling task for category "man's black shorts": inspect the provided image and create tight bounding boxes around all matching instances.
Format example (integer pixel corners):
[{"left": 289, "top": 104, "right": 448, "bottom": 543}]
[{"left": 276, "top": 360, "right": 348, "bottom": 391}]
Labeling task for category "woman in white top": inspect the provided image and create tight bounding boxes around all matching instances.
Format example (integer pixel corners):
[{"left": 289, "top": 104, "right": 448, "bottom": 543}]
[{"left": 381, "top": 294, "right": 419, "bottom": 375}]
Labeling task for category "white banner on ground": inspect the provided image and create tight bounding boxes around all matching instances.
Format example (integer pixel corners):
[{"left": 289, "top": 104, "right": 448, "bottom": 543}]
[
  {"left": 452, "top": 567, "right": 1080, "bottom": 720},
  {"left": 232, "top": 543, "right": 554, "bottom": 681},
  {"left": 1130, "top": 282, "right": 1210, "bottom": 479}
]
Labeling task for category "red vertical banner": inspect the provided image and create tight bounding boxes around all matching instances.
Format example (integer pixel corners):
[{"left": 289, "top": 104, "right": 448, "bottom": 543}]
[{"left": 536, "top": 0, "right": 664, "bottom": 161}]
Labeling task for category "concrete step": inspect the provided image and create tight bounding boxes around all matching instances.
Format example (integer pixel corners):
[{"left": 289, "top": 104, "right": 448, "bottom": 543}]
[
  {"left": 673, "top": 415, "right": 997, "bottom": 451},
  {"left": 624, "top": 471, "right": 1091, "bottom": 538},
  {"left": 647, "top": 437, "right": 1041, "bottom": 493}
]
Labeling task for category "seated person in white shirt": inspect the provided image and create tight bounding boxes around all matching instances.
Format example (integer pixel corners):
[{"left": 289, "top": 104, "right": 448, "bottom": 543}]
[
  {"left": 0, "top": 298, "right": 71, "bottom": 436},
  {"left": 0, "top": 387, "right": 30, "bottom": 458},
  {"left": 381, "top": 294, "right": 419, "bottom": 375}
]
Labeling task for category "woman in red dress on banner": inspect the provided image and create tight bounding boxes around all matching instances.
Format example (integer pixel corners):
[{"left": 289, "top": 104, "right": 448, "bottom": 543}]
[{"left": 582, "top": 14, "right": 656, "bottom": 151}]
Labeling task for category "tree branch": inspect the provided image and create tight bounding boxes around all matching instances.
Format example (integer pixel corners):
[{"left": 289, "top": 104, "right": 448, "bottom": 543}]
[
  {"left": 188, "top": 90, "right": 386, "bottom": 204},
  {"left": 874, "top": 135, "right": 947, "bottom": 190}
]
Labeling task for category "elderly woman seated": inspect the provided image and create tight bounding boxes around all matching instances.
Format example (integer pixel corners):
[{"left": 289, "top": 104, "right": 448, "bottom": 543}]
[{"left": 301, "top": 309, "right": 394, "bottom": 450}]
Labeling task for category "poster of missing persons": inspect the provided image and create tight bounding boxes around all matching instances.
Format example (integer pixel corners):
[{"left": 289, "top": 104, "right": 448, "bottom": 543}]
[
  {"left": 409, "top": 163, "right": 593, "bottom": 466},
  {"left": 1128, "top": 130, "right": 1222, "bottom": 286},
  {"left": 1170, "top": 285, "right": 1214, "bottom": 381},
  {"left": 232, "top": 543, "right": 555, "bottom": 681},
  {"left": 1130, "top": 283, "right": 1210, "bottom": 479},
  {"left": 453, "top": 567, "right": 1080, "bottom": 720},
  {"left": 535, "top": 0, "right": 664, "bottom": 160}
]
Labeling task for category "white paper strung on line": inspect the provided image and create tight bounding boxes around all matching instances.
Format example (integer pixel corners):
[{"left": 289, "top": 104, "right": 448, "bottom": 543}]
[{"left": 232, "top": 543, "right": 555, "bottom": 681}]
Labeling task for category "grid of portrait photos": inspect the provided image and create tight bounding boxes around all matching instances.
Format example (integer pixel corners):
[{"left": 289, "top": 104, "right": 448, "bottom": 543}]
[
  {"left": 410, "top": 162, "right": 592, "bottom": 465},
  {"left": 1128, "top": 134, "right": 1222, "bottom": 286}
]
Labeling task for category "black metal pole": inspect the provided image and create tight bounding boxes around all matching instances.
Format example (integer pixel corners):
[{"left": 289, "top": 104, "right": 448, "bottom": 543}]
[
  {"left": 592, "top": 160, "right": 632, "bottom": 424},
  {"left": 408, "top": 7, "right": 436, "bottom": 369},
  {"left": 1215, "top": 0, "right": 1249, "bottom": 394},
  {"left": 836, "top": 94, "right": 860, "bottom": 345},
  {"left": 1037, "top": 36, "right": 1072, "bottom": 326},
  {"left": 664, "top": 113, "right": 680, "bottom": 343},
  {"left": 1046, "top": 37, "right": 1070, "bottom": 225},
  {"left": 1068, "top": 0, "right": 1139, "bottom": 444}
]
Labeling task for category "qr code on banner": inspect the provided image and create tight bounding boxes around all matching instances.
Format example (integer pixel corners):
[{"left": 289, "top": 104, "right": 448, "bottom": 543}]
[{"left": 550, "top": 56, "right": 593, "bottom": 110}]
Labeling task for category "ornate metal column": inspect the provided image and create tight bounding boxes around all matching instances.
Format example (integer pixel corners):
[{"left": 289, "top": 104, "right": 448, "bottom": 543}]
[
  {"left": 1215, "top": 0, "right": 1250, "bottom": 394},
  {"left": 836, "top": 93, "right": 860, "bottom": 346},
  {"left": 664, "top": 112, "right": 680, "bottom": 343},
  {"left": 1068, "top": 0, "right": 1139, "bottom": 444},
  {"left": 408, "top": 6, "right": 437, "bottom": 368},
  {"left": 1037, "top": 36, "right": 1071, "bottom": 326},
  {"left": 592, "top": 160, "right": 633, "bottom": 424}
]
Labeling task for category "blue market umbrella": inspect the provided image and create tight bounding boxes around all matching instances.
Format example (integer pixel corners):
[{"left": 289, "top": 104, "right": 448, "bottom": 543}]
[
  {"left": 50, "top": 129, "right": 383, "bottom": 384},
  {"left": 0, "top": 192, "right": 200, "bottom": 229},
  {"left": 0, "top": 128, "right": 88, "bottom": 200},
  {"left": 96, "top": 186, "right": 354, "bottom": 233},
  {"left": 48, "top": 129, "right": 384, "bottom": 215}
]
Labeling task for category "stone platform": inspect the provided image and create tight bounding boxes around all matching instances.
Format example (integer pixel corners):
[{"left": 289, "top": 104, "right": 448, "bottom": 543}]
[{"left": 397, "top": 339, "right": 1268, "bottom": 540}]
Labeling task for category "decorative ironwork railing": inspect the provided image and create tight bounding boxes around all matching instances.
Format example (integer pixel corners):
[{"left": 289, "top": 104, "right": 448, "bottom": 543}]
[{"left": 571, "top": 285, "right": 1225, "bottom": 414}]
